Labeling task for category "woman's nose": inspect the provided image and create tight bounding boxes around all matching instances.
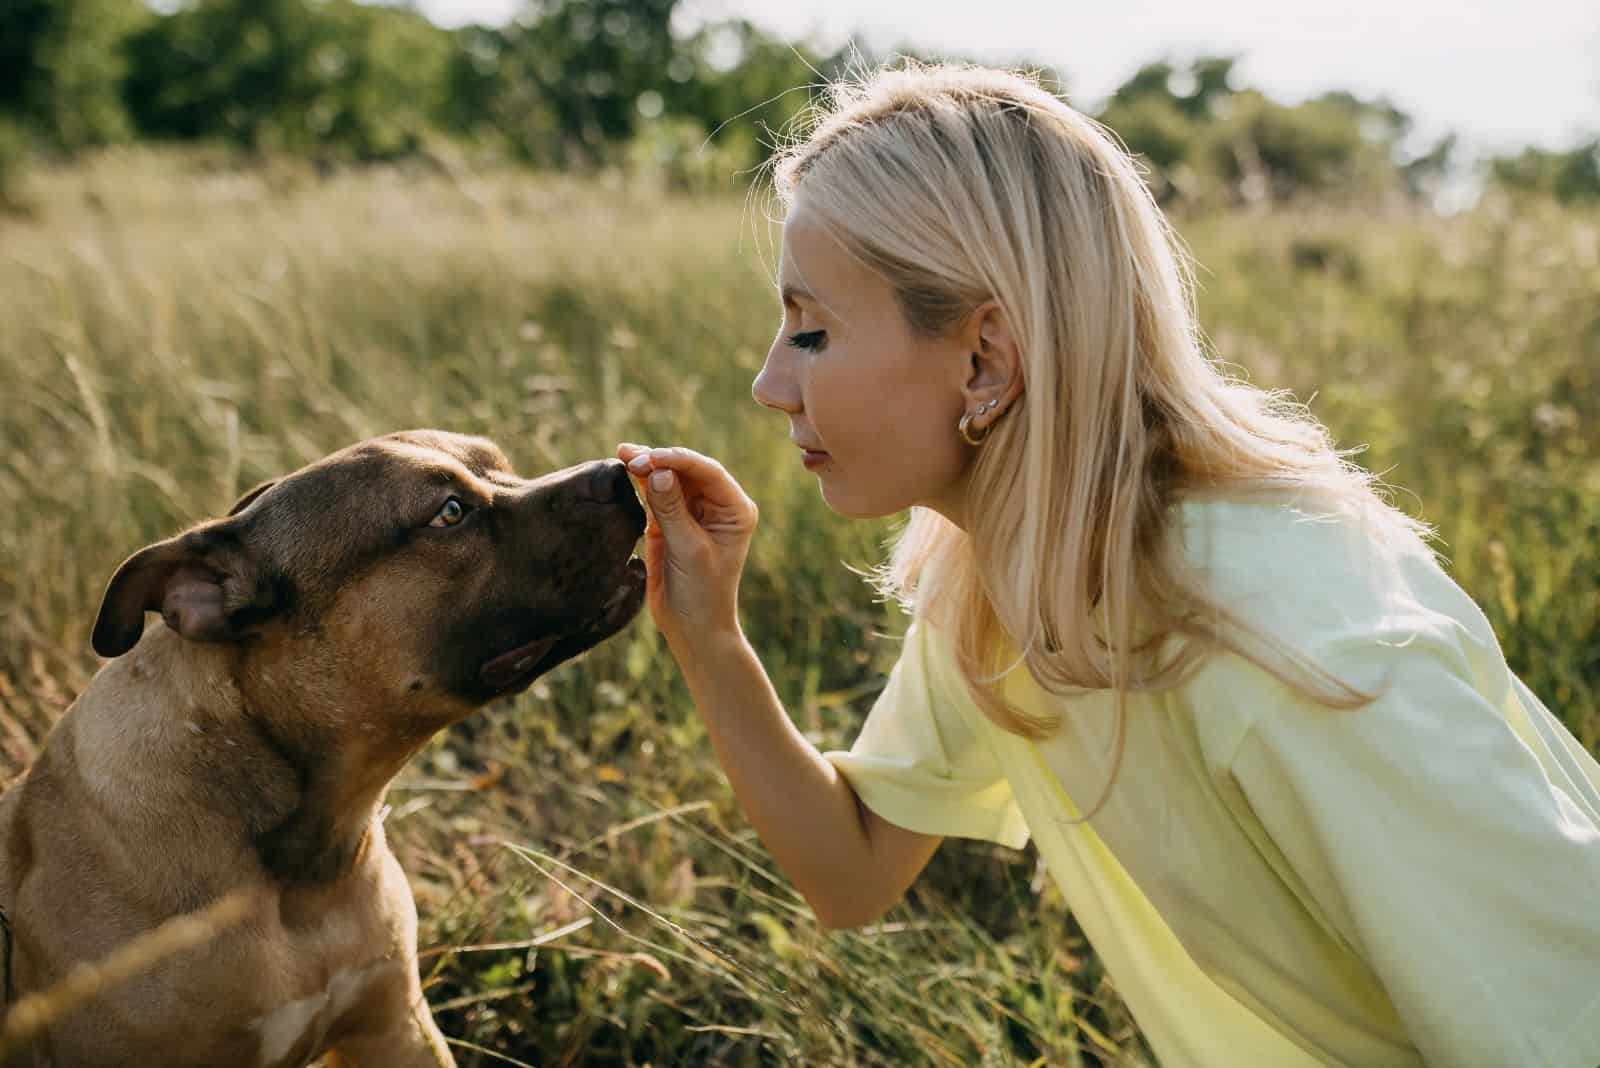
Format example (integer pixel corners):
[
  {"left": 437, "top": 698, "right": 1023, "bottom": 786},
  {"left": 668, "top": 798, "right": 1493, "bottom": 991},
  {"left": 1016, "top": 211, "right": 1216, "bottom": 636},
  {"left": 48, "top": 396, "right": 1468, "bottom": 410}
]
[{"left": 752, "top": 343, "right": 801, "bottom": 414}]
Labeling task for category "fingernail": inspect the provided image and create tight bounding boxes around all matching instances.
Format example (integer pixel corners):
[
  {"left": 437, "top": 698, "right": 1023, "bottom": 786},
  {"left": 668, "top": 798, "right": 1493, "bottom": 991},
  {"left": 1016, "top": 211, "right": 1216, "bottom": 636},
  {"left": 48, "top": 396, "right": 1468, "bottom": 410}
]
[
  {"left": 628, "top": 455, "right": 651, "bottom": 473},
  {"left": 650, "top": 469, "right": 672, "bottom": 491}
]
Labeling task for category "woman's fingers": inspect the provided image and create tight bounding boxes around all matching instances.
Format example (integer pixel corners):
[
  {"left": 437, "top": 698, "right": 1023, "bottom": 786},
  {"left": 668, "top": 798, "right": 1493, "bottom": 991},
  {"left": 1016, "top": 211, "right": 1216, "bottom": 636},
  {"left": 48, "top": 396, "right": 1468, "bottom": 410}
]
[
  {"left": 617, "top": 445, "right": 663, "bottom": 538},
  {"left": 611, "top": 443, "right": 754, "bottom": 643},
  {"left": 619, "top": 446, "right": 748, "bottom": 510}
]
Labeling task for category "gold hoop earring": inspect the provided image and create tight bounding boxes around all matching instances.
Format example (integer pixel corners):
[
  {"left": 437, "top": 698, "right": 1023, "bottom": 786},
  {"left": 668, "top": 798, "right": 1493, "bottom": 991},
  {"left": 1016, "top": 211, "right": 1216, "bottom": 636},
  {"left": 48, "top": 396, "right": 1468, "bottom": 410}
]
[{"left": 959, "top": 397, "right": 1002, "bottom": 446}]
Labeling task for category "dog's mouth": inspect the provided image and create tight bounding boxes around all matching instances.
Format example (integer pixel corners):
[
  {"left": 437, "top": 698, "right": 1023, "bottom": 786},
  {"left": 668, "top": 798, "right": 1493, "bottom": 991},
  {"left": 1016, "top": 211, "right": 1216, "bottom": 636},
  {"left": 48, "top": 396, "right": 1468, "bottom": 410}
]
[{"left": 478, "top": 556, "right": 647, "bottom": 693}]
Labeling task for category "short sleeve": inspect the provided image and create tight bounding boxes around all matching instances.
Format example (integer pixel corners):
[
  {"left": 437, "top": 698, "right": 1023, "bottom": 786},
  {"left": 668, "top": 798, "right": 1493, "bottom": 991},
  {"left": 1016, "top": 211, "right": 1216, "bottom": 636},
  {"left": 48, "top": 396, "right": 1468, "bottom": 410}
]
[
  {"left": 1226, "top": 634, "right": 1600, "bottom": 1068},
  {"left": 824, "top": 617, "right": 1030, "bottom": 850}
]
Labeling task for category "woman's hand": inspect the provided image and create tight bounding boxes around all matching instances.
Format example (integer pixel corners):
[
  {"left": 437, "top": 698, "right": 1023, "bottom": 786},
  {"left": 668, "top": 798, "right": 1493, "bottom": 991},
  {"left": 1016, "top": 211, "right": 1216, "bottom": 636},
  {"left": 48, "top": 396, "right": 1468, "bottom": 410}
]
[{"left": 616, "top": 443, "right": 758, "bottom": 654}]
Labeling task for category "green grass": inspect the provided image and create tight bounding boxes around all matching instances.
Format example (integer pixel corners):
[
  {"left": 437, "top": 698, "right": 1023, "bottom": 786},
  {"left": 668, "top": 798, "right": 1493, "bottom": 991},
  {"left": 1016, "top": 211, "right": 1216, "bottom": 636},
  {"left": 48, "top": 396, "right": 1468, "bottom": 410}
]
[{"left": 0, "top": 147, "right": 1595, "bottom": 1066}]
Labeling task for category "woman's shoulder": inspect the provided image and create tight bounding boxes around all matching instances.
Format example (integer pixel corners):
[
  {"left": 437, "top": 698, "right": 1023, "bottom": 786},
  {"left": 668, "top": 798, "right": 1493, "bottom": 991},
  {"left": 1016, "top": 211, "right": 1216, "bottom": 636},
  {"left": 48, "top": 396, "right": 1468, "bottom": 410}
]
[
  {"left": 1170, "top": 487, "right": 1495, "bottom": 659},
  {"left": 1166, "top": 487, "right": 1519, "bottom": 773}
]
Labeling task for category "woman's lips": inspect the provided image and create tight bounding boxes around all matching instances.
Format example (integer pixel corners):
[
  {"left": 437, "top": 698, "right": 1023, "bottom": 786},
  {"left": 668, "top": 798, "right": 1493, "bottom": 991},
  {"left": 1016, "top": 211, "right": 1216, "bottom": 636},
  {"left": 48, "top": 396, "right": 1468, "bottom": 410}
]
[{"left": 801, "top": 449, "right": 830, "bottom": 471}]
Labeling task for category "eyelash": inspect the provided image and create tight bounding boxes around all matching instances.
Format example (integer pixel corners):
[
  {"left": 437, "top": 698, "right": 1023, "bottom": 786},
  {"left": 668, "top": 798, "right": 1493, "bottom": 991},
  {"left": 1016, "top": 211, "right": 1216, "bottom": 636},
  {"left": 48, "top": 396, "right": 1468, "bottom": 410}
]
[{"left": 786, "top": 329, "right": 826, "bottom": 352}]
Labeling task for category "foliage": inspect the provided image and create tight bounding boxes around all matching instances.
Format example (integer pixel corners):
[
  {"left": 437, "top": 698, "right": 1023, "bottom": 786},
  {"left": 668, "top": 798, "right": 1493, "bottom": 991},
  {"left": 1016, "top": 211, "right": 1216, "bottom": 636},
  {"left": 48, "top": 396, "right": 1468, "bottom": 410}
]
[
  {"left": 655, "top": 19, "right": 841, "bottom": 171},
  {"left": 439, "top": 0, "right": 677, "bottom": 166},
  {"left": 1489, "top": 139, "right": 1600, "bottom": 203},
  {"left": 10, "top": 0, "right": 1582, "bottom": 208},
  {"left": 0, "top": 149, "right": 1594, "bottom": 1065},
  {"left": 3, "top": 0, "right": 1593, "bottom": 211},
  {"left": 441, "top": 10, "right": 841, "bottom": 173},
  {"left": 1097, "top": 57, "right": 1457, "bottom": 205},
  {"left": 0, "top": 118, "right": 29, "bottom": 210},
  {"left": 122, "top": 0, "right": 452, "bottom": 159},
  {"left": 0, "top": 0, "right": 148, "bottom": 148}
]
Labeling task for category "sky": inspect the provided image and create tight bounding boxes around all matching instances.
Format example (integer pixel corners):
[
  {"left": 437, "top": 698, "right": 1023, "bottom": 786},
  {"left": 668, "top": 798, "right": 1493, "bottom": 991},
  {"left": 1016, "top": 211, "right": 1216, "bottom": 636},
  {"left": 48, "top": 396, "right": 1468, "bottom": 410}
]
[{"left": 413, "top": 0, "right": 1600, "bottom": 161}]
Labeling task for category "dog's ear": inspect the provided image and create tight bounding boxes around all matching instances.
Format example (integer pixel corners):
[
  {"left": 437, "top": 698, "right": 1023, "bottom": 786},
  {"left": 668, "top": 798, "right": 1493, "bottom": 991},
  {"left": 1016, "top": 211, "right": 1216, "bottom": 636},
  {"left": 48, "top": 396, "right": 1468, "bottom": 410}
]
[
  {"left": 227, "top": 479, "right": 279, "bottom": 517},
  {"left": 92, "top": 520, "right": 279, "bottom": 658}
]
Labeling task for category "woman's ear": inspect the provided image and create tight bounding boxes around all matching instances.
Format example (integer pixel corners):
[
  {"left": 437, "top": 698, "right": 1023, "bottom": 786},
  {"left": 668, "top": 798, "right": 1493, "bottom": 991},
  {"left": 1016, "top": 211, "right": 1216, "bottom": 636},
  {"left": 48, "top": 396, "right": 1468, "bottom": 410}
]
[
  {"left": 960, "top": 300, "right": 1025, "bottom": 411},
  {"left": 92, "top": 520, "right": 279, "bottom": 658}
]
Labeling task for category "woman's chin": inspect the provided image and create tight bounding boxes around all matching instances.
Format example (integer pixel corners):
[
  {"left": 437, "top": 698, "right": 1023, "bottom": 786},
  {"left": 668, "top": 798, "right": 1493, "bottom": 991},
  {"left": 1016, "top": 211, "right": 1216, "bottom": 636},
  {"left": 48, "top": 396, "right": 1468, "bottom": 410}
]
[
  {"left": 817, "top": 478, "right": 907, "bottom": 521},
  {"left": 816, "top": 478, "right": 861, "bottom": 518}
]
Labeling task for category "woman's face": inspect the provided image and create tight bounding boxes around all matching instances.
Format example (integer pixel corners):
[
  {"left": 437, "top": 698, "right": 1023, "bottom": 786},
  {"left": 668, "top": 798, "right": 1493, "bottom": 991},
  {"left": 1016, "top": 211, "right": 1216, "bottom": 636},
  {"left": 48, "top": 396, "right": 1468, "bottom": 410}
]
[{"left": 752, "top": 195, "right": 978, "bottom": 522}]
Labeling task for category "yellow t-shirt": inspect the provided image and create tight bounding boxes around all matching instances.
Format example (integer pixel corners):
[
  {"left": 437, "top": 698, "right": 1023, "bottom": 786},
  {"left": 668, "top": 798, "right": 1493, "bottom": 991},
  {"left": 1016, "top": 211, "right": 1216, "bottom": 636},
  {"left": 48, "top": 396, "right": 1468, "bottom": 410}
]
[{"left": 825, "top": 495, "right": 1600, "bottom": 1068}]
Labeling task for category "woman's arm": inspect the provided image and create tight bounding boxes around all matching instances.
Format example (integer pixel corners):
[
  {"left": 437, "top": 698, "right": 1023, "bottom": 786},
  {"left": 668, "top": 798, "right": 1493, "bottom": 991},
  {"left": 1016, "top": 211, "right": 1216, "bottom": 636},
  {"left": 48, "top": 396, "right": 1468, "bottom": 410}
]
[
  {"left": 617, "top": 444, "right": 940, "bottom": 928},
  {"left": 676, "top": 627, "right": 942, "bottom": 928}
]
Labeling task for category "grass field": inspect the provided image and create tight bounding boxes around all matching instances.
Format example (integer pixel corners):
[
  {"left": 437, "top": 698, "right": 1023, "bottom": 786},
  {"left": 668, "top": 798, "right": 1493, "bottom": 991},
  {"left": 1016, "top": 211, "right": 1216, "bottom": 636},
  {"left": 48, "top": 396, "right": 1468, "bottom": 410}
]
[{"left": 0, "top": 148, "right": 1595, "bottom": 1067}]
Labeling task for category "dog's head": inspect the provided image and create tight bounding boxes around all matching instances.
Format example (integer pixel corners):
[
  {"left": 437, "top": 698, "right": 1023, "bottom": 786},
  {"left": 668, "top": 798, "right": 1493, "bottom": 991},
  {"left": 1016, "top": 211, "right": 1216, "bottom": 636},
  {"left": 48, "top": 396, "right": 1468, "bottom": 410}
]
[{"left": 91, "top": 430, "right": 647, "bottom": 723}]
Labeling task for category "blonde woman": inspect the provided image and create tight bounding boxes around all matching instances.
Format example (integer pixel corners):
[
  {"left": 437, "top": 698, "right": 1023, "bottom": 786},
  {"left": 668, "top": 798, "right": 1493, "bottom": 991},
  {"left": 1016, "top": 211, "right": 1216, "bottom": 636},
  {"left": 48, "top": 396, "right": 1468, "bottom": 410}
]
[{"left": 617, "top": 63, "right": 1600, "bottom": 1068}]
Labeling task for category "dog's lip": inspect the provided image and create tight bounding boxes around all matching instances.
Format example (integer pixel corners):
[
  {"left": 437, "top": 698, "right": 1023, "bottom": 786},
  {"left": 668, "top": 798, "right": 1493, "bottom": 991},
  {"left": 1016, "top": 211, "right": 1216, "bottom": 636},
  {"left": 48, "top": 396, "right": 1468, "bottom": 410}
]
[
  {"left": 607, "top": 556, "right": 647, "bottom": 619},
  {"left": 477, "top": 558, "right": 647, "bottom": 691},
  {"left": 480, "top": 635, "right": 562, "bottom": 690}
]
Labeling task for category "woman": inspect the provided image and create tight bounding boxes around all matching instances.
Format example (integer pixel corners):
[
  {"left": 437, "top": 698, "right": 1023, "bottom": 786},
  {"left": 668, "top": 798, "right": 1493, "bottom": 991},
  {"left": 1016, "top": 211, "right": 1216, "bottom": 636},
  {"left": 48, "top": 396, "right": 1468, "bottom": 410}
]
[{"left": 618, "top": 62, "right": 1600, "bottom": 1067}]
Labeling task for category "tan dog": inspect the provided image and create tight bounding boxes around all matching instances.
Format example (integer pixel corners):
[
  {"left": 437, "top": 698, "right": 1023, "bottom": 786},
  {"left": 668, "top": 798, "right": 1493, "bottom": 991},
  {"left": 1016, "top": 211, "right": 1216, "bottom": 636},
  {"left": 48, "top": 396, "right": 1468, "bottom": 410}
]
[{"left": 0, "top": 430, "right": 647, "bottom": 1067}]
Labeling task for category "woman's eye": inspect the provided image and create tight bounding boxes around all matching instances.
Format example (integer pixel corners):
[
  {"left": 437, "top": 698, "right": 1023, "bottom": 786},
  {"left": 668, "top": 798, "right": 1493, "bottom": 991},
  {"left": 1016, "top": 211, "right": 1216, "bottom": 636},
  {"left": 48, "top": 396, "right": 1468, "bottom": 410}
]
[
  {"left": 429, "top": 497, "right": 469, "bottom": 528},
  {"left": 786, "top": 329, "right": 826, "bottom": 352}
]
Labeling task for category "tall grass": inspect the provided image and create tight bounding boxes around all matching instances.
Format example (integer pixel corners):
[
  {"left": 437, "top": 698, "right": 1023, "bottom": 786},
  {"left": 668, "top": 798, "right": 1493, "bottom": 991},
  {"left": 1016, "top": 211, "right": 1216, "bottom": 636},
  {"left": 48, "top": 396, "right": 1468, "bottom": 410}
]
[{"left": 0, "top": 148, "right": 1594, "bottom": 1066}]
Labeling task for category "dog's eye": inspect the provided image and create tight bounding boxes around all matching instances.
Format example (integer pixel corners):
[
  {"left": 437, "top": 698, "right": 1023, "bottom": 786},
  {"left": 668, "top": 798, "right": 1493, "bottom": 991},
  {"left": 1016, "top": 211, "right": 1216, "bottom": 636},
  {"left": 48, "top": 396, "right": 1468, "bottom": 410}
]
[{"left": 429, "top": 497, "right": 470, "bottom": 528}]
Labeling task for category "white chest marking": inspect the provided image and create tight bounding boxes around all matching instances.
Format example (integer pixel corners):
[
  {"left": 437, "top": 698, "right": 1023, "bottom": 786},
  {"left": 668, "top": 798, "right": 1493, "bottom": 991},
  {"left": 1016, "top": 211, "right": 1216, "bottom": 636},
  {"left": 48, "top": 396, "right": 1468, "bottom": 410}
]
[{"left": 253, "top": 963, "right": 383, "bottom": 1066}]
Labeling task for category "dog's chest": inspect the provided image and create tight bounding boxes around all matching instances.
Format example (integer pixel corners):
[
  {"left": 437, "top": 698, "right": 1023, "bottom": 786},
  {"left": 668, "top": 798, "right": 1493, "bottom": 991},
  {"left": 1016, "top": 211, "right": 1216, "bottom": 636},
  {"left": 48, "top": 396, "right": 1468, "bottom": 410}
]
[
  {"left": 250, "top": 959, "right": 391, "bottom": 1067},
  {"left": 245, "top": 897, "right": 403, "bottom": 1067}
]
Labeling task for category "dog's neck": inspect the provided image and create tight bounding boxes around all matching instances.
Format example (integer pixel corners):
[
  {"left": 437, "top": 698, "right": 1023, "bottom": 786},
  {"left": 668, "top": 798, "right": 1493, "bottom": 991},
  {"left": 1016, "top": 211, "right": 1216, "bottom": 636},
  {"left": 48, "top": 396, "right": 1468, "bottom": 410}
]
[
  {"left": 97, "top": 626, "right": 438, "bottom": 889},
  {"left": 238, "top": 702, "right": 420, "bottom": 886},
  {"left": 237, "top": 671, "right": 443, "bottom": 889}
]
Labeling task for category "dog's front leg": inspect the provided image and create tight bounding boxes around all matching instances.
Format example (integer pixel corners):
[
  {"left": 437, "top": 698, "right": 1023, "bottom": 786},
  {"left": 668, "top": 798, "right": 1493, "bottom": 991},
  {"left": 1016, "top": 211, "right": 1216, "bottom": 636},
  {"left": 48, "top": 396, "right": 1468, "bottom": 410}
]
[{"left": 324, "top": 994, "right": 455, "bottom": 1068}]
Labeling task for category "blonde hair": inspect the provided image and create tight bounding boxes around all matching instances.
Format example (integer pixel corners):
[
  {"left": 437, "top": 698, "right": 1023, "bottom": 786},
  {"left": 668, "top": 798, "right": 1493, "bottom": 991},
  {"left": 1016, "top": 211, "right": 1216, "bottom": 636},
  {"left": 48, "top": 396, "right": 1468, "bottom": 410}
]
[{"left": 769, "top": 61, "right": 1436, "bottom": 819}]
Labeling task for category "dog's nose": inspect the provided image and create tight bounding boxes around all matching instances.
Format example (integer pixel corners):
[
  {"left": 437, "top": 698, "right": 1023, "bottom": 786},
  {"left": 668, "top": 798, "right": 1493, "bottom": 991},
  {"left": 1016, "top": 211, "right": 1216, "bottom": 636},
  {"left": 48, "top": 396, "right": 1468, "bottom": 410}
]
[{"left": 577, "top": 459, "right": 634, "bottom": 504}]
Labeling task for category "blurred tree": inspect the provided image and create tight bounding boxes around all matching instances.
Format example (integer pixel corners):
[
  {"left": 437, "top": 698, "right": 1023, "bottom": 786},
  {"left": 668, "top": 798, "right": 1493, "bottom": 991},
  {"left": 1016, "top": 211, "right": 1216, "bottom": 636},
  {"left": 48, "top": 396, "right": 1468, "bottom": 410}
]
[
  {"left": 1489, "top": 139, "right": 1600, "bottom": 202},
  {"left": 1181, "top": 56, "right": 1238, "bottom": 119},
  {"left": 0, "top": 0, "right": 1533, "bottom": 213},
  {"left": 1095, "top": 58, "right": 1426, "bottom": 206},
  {"left": 1201, "top": 89, "right": 1403, "bottom": 203},
  {"left": 440, "top": 4, "right": 850, "bottom": 179},
  {"left": 440, "top": 0, "right": 678, "bottom": 166},
  {"left": 1107, "top": 56, "right": 1239, "bottom": 120},
  {"left": 1097, "top": 57, "right": 1239, "bottom": 201},
  {"left": 658, "top": 20, "right": 843, "bottom": 169},
  {"left": 0, "top": 116, "right": 28, "bottom": 210},
  {"left": 1399, "top": 130, "right": 1457, "bottom": 202},
  {"left": 1096, "top": 63, "right": 1206, "bottom": 200},
  {"left": 123, "top": 0, "right": 452, "bottom": 158},
  {"left": 0, "top": 0, "right": 148, "bottom": 148}
]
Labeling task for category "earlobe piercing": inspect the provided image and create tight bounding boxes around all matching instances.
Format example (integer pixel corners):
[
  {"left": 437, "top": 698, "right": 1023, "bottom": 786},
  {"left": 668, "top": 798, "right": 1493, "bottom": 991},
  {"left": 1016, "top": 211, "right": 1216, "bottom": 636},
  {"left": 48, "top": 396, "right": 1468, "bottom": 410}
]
[{"left": 959, "top": 399, "right": 1003, "bottom": 447}]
